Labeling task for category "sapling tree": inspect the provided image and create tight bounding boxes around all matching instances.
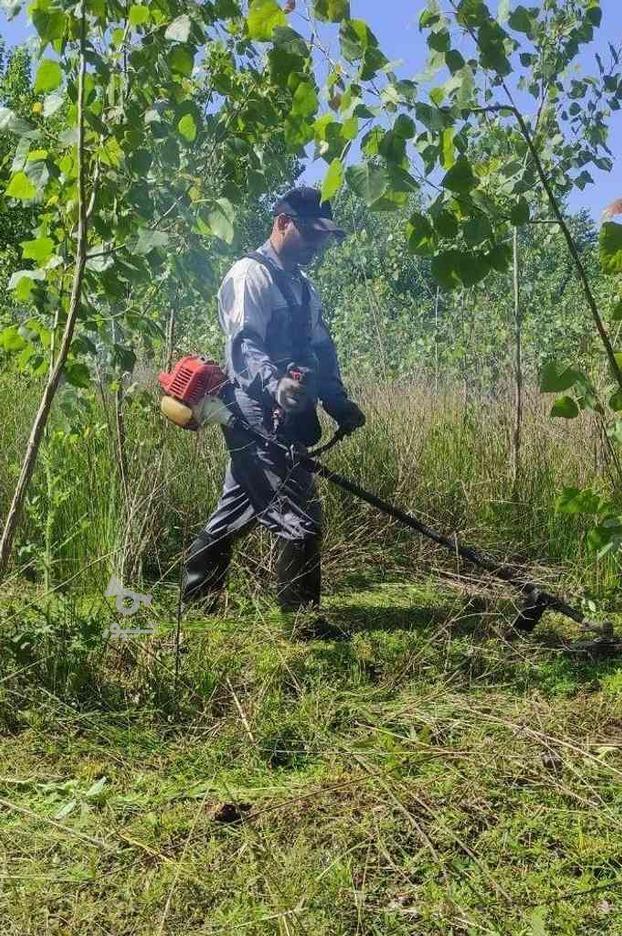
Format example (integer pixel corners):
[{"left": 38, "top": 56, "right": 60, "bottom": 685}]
[
  {"left": 0, "top": 0, "right": 325, "bottom": 574},
  {"left": 405, "top": 0, "right": 622, "bottom": 563}
]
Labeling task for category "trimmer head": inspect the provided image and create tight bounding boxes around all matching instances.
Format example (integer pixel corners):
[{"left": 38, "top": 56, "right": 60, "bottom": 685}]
[
  {"left": 564, "top": 635, "right": 622, "bottom": 656},
  {"left": 510, "top": 588, "right": 621, "bottom": 654}
]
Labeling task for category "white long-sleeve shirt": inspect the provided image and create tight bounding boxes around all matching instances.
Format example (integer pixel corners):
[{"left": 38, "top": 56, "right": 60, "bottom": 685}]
[{"left": 218, "top": 240, "right": 348, "bottom": 415}]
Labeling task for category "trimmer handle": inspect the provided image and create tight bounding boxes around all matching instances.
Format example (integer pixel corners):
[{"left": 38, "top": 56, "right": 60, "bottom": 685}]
[{"left": 286, "top": 362, "right": 313, "bottom": 385}]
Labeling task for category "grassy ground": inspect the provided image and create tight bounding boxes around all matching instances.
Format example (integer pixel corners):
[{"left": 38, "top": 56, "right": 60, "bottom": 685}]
[
  {"left": 2, "top": 375, "right": 622, "bottom": 932},
  {"left": 2, "top": 578, "right": 622, "bottom": 935}
]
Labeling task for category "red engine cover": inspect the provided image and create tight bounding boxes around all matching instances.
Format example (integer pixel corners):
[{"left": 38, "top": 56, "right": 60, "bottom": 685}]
[{"left": 158, "top": 356, "right": 227, "bottom": 405}]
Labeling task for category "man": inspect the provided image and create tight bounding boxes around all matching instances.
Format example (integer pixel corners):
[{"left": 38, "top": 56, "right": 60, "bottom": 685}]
[{"left": 182, "top": 187, "right": 365, "bottom": 633}]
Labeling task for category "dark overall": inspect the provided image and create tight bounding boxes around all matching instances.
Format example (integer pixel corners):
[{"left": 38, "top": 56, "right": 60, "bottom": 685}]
[{"left": 182, "top": 253, "right": 324, "bottom": 611}]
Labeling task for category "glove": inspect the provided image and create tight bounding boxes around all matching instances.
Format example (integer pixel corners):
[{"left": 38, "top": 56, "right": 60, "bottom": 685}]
[
  {"left": 332, "top": 400, "right": 366, "bottom": 433},
  {"left": 276, "top": 376, "right": 309, "bottom": 413}
]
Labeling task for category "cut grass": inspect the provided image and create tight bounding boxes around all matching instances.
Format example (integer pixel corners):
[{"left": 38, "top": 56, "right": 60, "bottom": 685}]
[{"left": 2, "top": 581, "right": 622, "bottom": 934}]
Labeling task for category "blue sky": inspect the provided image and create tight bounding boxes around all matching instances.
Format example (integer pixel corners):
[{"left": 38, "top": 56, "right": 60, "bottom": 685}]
[{"left": 1, "top": 0, "right": 620, "bottom": 216}]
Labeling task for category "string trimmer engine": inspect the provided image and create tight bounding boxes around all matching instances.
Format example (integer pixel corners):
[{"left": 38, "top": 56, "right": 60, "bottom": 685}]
[{"left": 158, "top": 355, "right": 232, "bottom": 430}]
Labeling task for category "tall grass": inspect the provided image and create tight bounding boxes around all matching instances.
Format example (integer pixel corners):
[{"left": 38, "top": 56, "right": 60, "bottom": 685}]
[{"left": 0, "top": 368, "right": 616, "bottom": 601}]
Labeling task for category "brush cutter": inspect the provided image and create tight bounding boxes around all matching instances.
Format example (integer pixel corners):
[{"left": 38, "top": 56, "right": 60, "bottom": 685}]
[{"left": 159, "top": 355, "right": 620, "bottom": 652}]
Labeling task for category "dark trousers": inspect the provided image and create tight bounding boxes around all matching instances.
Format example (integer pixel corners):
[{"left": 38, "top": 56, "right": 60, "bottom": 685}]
[{"left": 182, "top": 390, "right": 322, "bottom": 610}]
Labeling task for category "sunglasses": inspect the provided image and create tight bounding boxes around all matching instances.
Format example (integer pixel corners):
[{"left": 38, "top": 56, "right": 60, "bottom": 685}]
[{"left": 289, "top": 216, "right": 332, "bottom": 243}]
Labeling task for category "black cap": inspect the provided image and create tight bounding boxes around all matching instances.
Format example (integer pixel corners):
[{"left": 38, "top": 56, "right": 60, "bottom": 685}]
[{"left": 273, "top": 186, "right": 346, "bottom": 238}]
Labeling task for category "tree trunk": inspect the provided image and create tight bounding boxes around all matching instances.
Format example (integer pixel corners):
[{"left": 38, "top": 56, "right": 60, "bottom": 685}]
[
  {"left": 0, "top": 15, "right": 88, "bottom": 579},
  {"left": 511, "top": 227, "right": 523, "bottom": 495},
  {"left": 42, "top": 301, "right": 62, "bottom": 591},
  {"left": 434, "top": 286, "right": 440, "bottom": 393}
]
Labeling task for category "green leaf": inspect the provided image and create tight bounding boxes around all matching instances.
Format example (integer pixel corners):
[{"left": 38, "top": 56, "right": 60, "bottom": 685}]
[
  {"left": 587, "top": 524, "right": 621, "bottom": 558},
  {"left": 165, "top": 14, "right": 191, "bottom": 42},
  {"left": 34, "top": 59, "right": 62, "bottom": 93},
  {"left": 85, "top": 776, "right": 108, "bottom": 799},
  {"left": 345, "top": 163, "right": 389, "bottom": 207},
  {"left": 407, "top": 213, "right": 435, "bottom": 256},
  {"left": 31, "top": 5, "right": 67, "bottom": 44},
  {"left": 208, "top": 198, "right": 235, "bottom": 243},
  {"left": 54, "top": 799, "right": 77, "bottom": 820},
  {"left": 611, "top": 299, "right": 622, "bottom": 321},
  {"left": 539, "top": 361, "right": 583, "bottom": 393},
  {"left": 340, "top": 19, "right": 376, "bottom": 61},
  {"left": 431, "top": 249, "right": 490, "bottom": 289},
  {"left": 419, "top": 8, "right": 441, "bottom": 30},
  {"left": 464, "top": 215, "right": 492, "bottom": 247},
  {"left": 86, "top": 248, "right": 114, "bottom": 272},
  {"left": 291, "top": 81, "right": 318, "bottom": 118},
  {"left": 0, "top": 326, "right": 28, "bottom": 353},
  {"left": 557, "top": 487, "right": 603, "bottom": 515},
  {"left": 600, "top": 222, "right": 622, "bottom": 275},
  {"left": 272, "top": 25, "right": 309, "bottom": 58},
  {"left": 431, "top": 250, "right": 463, "bottom": 290},
  {"left": 342, "top": 115, "right": 359, "bottom": 140},
  {"left": 485, "top": 242, "right": 512, "bottom": 272},
  {"left": 442, "top": 156, "right": 477, "bottom": 194},
  {"left": 550, "top": 396, "right": 579, "bottom": 419},
  {"left": 43, "top": 91, "right": 64, "bottom": 117},
  {"left": 135, "top": 229, "right": 170, "bottom": 255},
  {"left": 456, "top": 0, "right": 490, "bottom": 28},
  {"left": 586, "top": 4, "right": 602, "bottom": 27},
  {"left": 6, "top": 171, "right": 37, "bottom": 200},
  {"left": 169, "top": 46, "right": 194, "bottom": 76},
  {"left": 313, "top": 0, "right": 350, "bottom": 21},
  {"left": 510, "top": 197, "right": 530, "bottom": 226},
  {"left": 458, "top": 252, "right": 490, "bottom": 287},
  {"left": 415, "top": 102, "right": 446, "bottom": 131},
  {"left": 129, "top": 4, "right": 149, "bottom": 26},
  {"left": 99, "top": 136, "right": 123, "bottom": 168},
  {"left": 64, "top": 361, "right": 91, "bottom": 389},
  {"left": 247, "top": 0, "right": 286, "bottom": 40},
  {"left": 113, "top": 344, "right": 137, "bottom": 372},
  {"left": 285, "top": 114, "right": 313, "bottom": 150},
  {"left": 527, "top": 907, "right": 548, "bottom": 936},
  {"left": 21, "top": 236, "right": 55, "bottom": 264},
  {"left": 428, "top": 27, "right": 450, "bottom": 53},
  {"left": 321, "top": 158, "right": 344, "bottom": 202},
  {"left": 433, "top": 209, "right": 459, "bottom": 238},
  {"left": 429, "top": 86, "right": 445, "bottom": 107},
  {"left": 445, "top": 49, "right": 465, "bottom": 74},
  {"left": 509, "top": 5, "right": 536, "bottom": 35},
  {"left": 0, "top": 106, "right": 34, "bottom": 136},
  {"left": 610, "top": 389, "right": 622, "bottom": 412},
  {"left": 440, "top": 127, "right": 455, "bottom": 169},
  {"left": 393, "top": 114, "right": 415, "bottom": 138},
  {"left": 477, "top": 19, "right": 511, "bottom": 75},
  {"left": 8, "top": 268, "right": 46, "bottom": 301},
  {"left": 360, "top": 44, "right": 388, "bottom": 81},
  {"left": 177, "top": 113, "right": 197, "bottom": 142}
]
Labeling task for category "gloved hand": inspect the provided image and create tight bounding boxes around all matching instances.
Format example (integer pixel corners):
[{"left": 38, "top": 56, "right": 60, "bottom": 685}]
[
  {"left": 332, "top": 400, "right": 366, "bottom": 433},
  {"left": 276, "top": 376, "right": 309, "bottom": 413}
]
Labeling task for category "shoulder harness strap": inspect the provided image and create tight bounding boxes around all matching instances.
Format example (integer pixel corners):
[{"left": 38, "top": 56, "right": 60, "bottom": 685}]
[{"left": 246, "top": 251, "right": 312, "bottom": 362}]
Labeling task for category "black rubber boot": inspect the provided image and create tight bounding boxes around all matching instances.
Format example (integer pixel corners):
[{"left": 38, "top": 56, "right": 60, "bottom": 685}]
[
  {"left": 182, "top": 531, "right": 233, "bottom": 608},
  {"left": 275, "top": 539, "right": 347, "bottom": 640},
  {"left": 275, "top": 537, "right": 321, "bottom": 611}
]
